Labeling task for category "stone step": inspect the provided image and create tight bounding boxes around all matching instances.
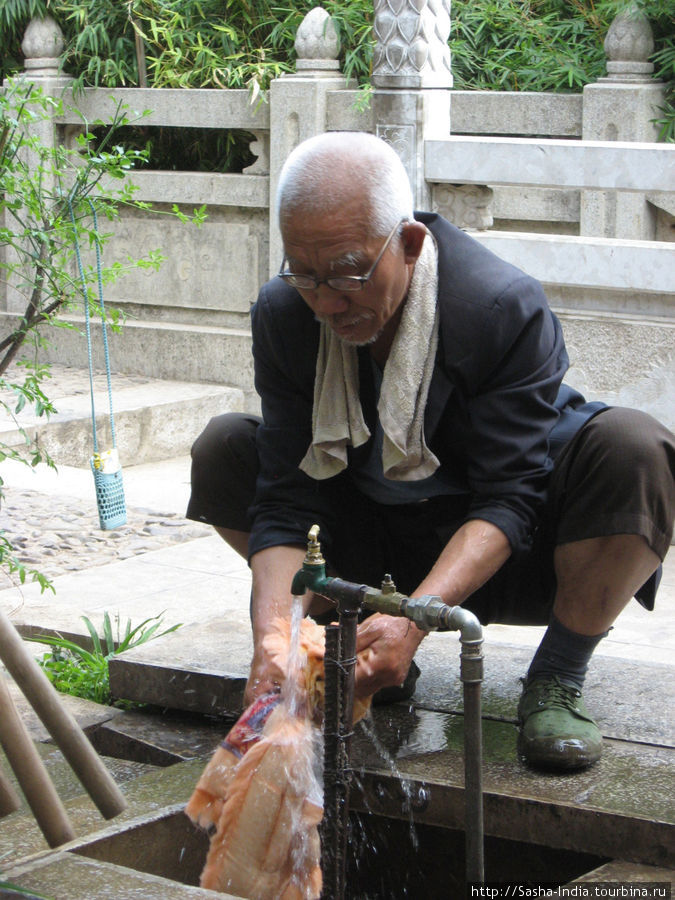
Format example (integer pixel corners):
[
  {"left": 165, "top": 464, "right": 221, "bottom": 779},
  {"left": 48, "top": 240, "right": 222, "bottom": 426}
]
[
  {"left": 88, "top": 707, "right": 228, "bottom": 767},
  {"left": 0, "top": 364, "right": 244, "bottom": 467},
  {"left": 10, "top": 311, "right": 258, "bottom": 411},
  {"left": 108, "top": 618, "right": 675, "bottom": 745}
]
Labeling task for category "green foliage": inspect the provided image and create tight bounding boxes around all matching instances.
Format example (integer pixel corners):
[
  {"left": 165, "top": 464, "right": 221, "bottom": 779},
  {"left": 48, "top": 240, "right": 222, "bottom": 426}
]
[
  {"left": 0, "top": 1, "right": 672, "bottom": 147},
  {"left": 449, "top": 0, "right": 674, "bottom": 139},
  {"left": 0, "top": 879, "right": 50, "bottom": 899},
  {"left": 0, "top": 81, "right": 156, "bottom": 377},
  {"left": 89, "top": 124, "right": 257, "bottom": 174},
  {"left": 0, "top": 1, "right": 374, "bottom": 94},
  {"left": 29, "top": 612, "right": 182, "bottom": 706},
  {"left": 451, "top": 0, "right": 604, "bottom": 92}
]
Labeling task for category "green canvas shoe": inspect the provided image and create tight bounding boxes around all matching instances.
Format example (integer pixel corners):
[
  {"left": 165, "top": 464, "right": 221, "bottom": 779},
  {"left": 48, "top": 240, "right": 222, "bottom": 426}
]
[{"left": 517, "top": 675, "right": 603, "bottom": 771}]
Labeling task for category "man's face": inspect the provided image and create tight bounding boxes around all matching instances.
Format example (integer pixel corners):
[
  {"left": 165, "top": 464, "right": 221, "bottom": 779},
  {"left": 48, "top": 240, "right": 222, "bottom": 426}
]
[{"left": 280, "top": 204, "right": 414, "bottom": 348}]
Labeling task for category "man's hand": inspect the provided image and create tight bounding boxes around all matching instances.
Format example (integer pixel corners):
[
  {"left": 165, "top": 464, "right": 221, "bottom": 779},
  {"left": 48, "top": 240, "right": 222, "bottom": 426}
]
[
  {"left": 354, "top": 613, "right": 426, "bottom": 699},
  {"left": 246, "top": 544, "right": 308, "bottom": 705},
  {"left": 244, "top": 647, "right": 279, "bottom": 706}
]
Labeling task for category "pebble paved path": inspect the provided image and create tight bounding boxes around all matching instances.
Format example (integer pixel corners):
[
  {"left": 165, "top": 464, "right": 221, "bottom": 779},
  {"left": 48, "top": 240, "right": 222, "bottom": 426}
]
[
  {"left": 0, "top": 488, "right": 211, "bottom": 585},
  {"left": 1, "top": 363, "right": 214, "bottom": 586}
]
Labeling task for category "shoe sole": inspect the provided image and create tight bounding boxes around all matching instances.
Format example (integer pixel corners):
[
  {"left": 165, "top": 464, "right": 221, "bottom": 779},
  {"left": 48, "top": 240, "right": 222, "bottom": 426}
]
[{"left": 517, "top": 734, "right": 602, "bottom": 771}]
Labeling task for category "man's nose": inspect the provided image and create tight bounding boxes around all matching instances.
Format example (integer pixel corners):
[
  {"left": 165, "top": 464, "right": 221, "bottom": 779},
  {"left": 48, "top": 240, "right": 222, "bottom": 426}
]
[{"left": 311, "top": 284, "right": 350, "bottom": 317}]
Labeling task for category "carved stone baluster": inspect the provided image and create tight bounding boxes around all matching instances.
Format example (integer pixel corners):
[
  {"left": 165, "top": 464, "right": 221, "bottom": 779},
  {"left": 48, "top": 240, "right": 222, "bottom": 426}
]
[
  {"left": 432, "top": 184, "right": 494, "bottom": 232},
  {"left": 602, "top": 3, "right": 655, "bottom": 83},
  {"left": 371, "top": 0, "right": 452, "bottom": 208},
  {"left": 581, "top": 2, "right": 664, "bottom": 239},
  {"left": 373, "top": 0, "right": 451, "bottom": 90},
  {"left": 295, "top": 7, "right": 341, "bottom": 75}
]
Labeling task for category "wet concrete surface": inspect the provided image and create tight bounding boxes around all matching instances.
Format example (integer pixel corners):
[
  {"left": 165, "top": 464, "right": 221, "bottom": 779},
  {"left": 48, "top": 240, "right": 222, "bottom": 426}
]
[
  {"left": 0, "top": 744, "right": 206, "bottom": 869},
  {"left": 89, "top": 707, "right": 230, "bottom": 766},
  {"left": 349, "top": 705, "right": 675, "bottom": 867}
]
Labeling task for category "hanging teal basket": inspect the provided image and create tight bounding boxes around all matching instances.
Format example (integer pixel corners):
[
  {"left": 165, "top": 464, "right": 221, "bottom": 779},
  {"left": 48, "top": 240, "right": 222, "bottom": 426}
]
[{"left": 91, "top": 454, "right": 127, "bottom": 531}]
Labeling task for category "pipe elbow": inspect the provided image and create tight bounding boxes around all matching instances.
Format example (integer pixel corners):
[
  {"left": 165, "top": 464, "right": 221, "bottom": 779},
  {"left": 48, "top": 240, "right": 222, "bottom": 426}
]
[{"left": 443, "top": 606, "right": 483, "bottom": 643}]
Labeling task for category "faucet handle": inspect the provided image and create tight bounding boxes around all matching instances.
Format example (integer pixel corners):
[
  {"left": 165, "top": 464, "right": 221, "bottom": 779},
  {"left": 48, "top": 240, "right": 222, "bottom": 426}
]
[{"left": 305, "top": 524, "right": 325, "bottom": 566}]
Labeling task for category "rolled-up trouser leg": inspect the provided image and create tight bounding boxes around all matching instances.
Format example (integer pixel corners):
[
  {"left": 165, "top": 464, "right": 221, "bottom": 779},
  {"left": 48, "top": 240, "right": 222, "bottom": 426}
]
[
  {"left": 186, "top": 413, "right": 261, "bottom": 530},
  {"left": 551, "top": 406, "right": 674, "bottom": 561}
]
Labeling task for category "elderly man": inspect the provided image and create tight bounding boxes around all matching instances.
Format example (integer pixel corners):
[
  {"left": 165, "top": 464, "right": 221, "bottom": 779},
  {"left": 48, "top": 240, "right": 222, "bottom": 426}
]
[{"left": 188, "top": 132, "right": 674, "bottom": 771}]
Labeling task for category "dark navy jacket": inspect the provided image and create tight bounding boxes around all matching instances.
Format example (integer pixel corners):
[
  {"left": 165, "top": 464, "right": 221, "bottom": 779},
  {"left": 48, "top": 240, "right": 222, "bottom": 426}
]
[{"left": 248, "top": 213, "right": 603, "bottom": 561}]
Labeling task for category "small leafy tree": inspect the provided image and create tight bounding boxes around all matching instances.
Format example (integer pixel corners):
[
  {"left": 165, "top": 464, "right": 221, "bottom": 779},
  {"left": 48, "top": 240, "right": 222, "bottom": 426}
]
[{"left": 0, "top": 79, "right": 205, "bottom": 590}]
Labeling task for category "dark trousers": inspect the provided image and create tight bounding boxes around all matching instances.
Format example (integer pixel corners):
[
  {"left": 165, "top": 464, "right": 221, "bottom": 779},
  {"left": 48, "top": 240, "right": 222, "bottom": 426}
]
[{"left": 187, "top": 408, "right": 674, "bottom": 626}]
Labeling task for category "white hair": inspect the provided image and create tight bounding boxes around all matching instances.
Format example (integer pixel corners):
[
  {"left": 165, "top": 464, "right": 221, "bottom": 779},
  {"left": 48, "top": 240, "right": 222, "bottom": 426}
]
[{"left": 276, "top": 131, "right": 414, "bottom": 238}]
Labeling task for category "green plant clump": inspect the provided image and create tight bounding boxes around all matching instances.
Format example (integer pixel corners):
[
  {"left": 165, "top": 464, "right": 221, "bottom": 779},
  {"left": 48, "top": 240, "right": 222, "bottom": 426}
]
[{"left": 29, "top": 612, "right": 182, "bottom": 707}]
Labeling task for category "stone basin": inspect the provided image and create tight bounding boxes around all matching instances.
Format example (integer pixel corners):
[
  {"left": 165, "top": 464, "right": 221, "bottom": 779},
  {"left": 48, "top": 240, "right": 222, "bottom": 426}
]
[{"left": 3, "top": 702, "right": 674, "bottom": 898}]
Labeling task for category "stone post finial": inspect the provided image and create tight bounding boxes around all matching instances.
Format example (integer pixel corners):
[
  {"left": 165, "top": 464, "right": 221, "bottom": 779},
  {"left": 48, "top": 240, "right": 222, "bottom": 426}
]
[
  {"left": 295, "top": 7, "right": 341, "bottom": 73},
  {"left": 21, "top": 15, "right": 66, "bottom": 78},
  {"left": 602, "top": 3, "right": 655, "bottom": 82},
  {"left": 373, "top": 0, "right": 452, "bottom": 89}
]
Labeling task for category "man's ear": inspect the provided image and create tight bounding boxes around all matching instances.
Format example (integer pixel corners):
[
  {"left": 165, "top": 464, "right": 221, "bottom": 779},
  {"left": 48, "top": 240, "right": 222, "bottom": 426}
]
[{"left": 401, "top": 221, "right": 428, "bottom": 264}]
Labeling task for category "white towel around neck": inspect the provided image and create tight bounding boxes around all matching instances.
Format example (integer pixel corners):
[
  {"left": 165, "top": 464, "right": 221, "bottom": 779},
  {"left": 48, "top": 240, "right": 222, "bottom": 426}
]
[{"left": 300, "top": 232, "right": 440, "bottom": 481}]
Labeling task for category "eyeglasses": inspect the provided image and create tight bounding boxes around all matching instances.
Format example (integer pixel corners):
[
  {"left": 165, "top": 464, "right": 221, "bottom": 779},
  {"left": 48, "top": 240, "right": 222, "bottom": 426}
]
[{"left": 277, "top": 218, "right": 405, "bottom": 292}]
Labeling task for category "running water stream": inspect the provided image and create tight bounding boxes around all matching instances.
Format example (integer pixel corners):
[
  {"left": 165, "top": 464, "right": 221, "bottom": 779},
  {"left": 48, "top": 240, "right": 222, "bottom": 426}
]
[{"left": 283, "top": 594, "right": 306, "bottom": 718}]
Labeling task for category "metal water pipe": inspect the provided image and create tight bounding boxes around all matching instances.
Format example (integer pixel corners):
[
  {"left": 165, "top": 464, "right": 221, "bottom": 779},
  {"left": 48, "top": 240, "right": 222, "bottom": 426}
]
[{"left": 292, "top": 526, "right": 485, "bottom": 896}]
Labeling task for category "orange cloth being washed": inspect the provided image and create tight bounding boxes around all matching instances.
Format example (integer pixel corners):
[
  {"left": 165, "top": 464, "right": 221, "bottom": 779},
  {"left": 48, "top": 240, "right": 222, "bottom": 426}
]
[{"left": 185, "top": 617, "right": 372, "bottom": 899}]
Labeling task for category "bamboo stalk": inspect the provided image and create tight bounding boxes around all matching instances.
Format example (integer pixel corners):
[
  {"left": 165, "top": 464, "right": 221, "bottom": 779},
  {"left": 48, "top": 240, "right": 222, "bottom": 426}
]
[
  {"left": 0, "top": 608, "right": 127, "bottom": 819},
  {"left": 0, "top": 674, "right": 75, "bottom": 846},
  {"left": 0, "top": 761, "right": 20, "bottom": 818}
]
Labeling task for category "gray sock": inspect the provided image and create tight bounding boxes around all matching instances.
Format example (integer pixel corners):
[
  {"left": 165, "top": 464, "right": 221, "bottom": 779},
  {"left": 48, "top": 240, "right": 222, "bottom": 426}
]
[{"left": 526, "top": 615, "right": 608, "bottom": 691}]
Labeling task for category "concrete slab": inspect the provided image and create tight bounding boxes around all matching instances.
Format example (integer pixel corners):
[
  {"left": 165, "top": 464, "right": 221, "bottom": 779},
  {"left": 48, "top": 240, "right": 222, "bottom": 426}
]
[
  {"left": 3, "top": 852, "right": 229, "bottom": 900},
  {"left": 89, "top": 708, "right": 228, "bottom": 767},
  {"left": 0, "top": 752, "right": 205, "bottom": 868},
  {"left": 571, "top": 859, "right": 675, "bottom": 884},
  {"left": 108, "top": 616, "right": 250, "bottom": 718},
  {"left": 2, "top": 672, "right": 119, "bottom": 743},
  {"left": 0, "top": 742, "right": 154, "bottom": 815},
  {"left": 106, "top": 617, "right": 674, "bottom": 747},
  {"left": 414, "top": 637, "right": 675, "bottom": 746},
  {"left": 1, "top": 535, "right": 248, "bottom": 634}
]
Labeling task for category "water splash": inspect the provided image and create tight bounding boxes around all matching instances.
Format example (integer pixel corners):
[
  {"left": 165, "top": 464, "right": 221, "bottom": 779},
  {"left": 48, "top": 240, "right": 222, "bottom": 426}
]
[
  {"left": 282, "top": 594, "right": 306, "bottom": 718},
  {"left": 357, "top": 716, "right": 420, "bottom": 852}
]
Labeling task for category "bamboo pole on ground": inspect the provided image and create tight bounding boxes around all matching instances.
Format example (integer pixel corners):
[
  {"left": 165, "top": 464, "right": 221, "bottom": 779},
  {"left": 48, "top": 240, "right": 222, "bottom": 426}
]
[
  {"left": 0, "top": 607, "right": 127, "bottom": 820},
  {"left": 0, "top": 673, "right": 75, "bottom": 846}
]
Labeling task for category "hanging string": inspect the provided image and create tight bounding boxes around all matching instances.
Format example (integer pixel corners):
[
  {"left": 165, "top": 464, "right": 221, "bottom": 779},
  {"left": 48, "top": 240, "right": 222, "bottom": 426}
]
[
  {"left": 87, "top": 200, "right": 118, "bottom": 451},
  {"left": 67, "top": 198, "right": 118, "bottom": 457}
]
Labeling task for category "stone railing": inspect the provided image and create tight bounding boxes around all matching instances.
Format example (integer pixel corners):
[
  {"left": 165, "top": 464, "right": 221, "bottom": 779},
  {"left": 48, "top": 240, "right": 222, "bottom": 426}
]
[{"left": 1, "top": 6, "right": 673, "bottom": 419}]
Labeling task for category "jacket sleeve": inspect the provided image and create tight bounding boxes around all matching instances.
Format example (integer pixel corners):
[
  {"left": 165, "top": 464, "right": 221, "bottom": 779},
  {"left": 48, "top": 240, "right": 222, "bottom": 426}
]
[
  {"left": 247, "top": 282, "right": 340, "bottom": 560},
  {"left": 450, "top": 272, "right": 569, "bottom": 555}
]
